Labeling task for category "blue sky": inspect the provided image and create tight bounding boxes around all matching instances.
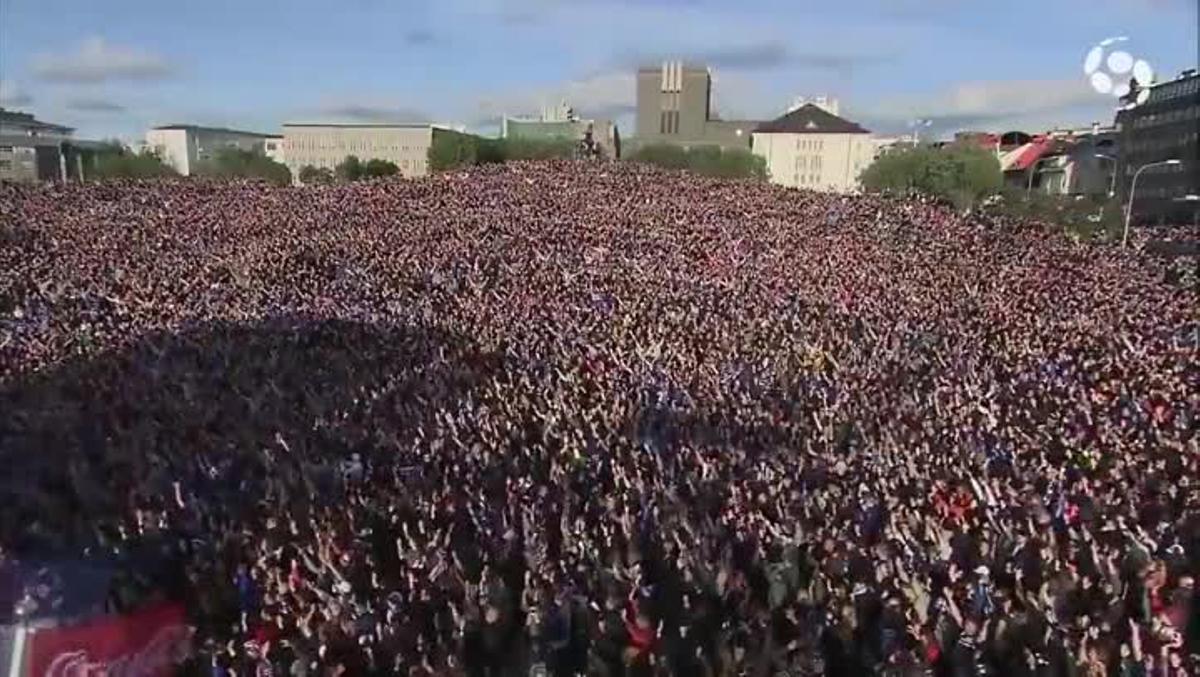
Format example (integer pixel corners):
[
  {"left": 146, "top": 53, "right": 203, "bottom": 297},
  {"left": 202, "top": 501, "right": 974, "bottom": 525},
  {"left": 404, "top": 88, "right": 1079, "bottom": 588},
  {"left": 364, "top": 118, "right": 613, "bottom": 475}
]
[{"left": 0, "top": 0, "right": 1195, "bottom": 141}]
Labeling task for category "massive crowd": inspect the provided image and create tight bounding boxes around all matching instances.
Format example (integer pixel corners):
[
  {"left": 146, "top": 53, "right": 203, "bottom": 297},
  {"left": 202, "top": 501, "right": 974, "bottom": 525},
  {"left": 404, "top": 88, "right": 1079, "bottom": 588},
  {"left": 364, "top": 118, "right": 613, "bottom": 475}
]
[{"left": 1, "top": 161, "right": 1197, "bottom": 676}]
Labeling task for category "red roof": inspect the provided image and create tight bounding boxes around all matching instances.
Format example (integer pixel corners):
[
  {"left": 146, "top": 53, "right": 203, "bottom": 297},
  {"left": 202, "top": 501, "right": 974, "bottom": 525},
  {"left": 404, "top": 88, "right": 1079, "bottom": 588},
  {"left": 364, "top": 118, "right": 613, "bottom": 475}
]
[{"left": 1000, "top": 136, "right": 1055, "bottom": 172}]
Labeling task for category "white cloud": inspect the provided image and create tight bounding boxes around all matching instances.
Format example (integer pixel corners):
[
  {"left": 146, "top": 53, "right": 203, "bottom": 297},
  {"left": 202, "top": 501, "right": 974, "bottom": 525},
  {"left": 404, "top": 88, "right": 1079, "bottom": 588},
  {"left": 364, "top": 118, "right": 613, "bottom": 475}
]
[
  {"left": 859, "top": 78, "right": 1112, "bottom": 134},
  {"left": 33, "top": 37, "right": 175, "bottom": 83},
  {"left": 0, "top": 80, "right": 33, "bottom": 107}
]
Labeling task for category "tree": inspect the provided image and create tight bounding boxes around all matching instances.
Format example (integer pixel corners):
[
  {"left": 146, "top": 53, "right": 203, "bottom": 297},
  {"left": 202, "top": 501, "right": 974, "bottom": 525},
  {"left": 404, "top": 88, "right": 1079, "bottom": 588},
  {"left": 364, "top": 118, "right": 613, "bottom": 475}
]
[
  {"left": 298, "top": 165, "right": 335, "bottom": 185},
  {"left": 861, "top": 145, "right": 1001, "bottom": 211},
  {"left": 627, "top": 144, "right": 767, "bottom": 180},
  {"left": 194, "top": 147, "right": 291, "bottom": 185},
  {"left": 362, "top": 159, "right": 400, "bottom": 178},
  {"left": 90, "top": 145, "right": 178, "bottom": 179},
  {"left": 335, "top": 155, "right": 365, "bottom": 182},
  {"left": 428, "top": 131, "right": 479, "bottom": 172}
]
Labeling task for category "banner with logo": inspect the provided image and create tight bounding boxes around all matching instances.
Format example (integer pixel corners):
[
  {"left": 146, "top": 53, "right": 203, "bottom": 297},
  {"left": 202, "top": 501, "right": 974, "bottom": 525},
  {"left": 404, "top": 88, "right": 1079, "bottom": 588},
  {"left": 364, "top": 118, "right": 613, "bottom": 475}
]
[{"left": 24, "top": 603, "right": 190, "bottom": 677}]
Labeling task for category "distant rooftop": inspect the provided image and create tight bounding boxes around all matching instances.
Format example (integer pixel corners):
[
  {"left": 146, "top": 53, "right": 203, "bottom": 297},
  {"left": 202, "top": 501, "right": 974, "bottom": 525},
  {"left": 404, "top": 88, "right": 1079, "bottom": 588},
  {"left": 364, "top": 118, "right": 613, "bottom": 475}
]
[
  {"left": 282, "top": 122, "right": 434, "bottom": 128},
  {"left": 152, "top": 124, "right": 273, "bottom": 136},
  {"left": 0, "top": 108, "right": 74, "bottom": 133},
  {"left": 754, "top": 104, "right": 870, "bottom": 135}
]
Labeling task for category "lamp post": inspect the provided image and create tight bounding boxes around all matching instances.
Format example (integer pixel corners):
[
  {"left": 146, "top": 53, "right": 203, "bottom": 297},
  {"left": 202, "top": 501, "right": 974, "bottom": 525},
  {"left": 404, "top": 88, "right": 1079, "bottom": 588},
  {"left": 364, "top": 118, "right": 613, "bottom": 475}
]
[
  {"left": 1123, "top": 159, "right": 1181, "bottom": 248},
  {"left": 1093, "top": 153, "right": 1118, "bottom": 224},
  {"left": 1094, "top": 154, "right": 1117, "bottom": 197}
]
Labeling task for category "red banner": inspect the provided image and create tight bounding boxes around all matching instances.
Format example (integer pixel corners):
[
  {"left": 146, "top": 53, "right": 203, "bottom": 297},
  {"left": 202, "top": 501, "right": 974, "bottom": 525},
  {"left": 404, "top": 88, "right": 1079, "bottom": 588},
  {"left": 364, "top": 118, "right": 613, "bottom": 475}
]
[{"left": 25, "top": 603, "right": 190, "bottom": 677}]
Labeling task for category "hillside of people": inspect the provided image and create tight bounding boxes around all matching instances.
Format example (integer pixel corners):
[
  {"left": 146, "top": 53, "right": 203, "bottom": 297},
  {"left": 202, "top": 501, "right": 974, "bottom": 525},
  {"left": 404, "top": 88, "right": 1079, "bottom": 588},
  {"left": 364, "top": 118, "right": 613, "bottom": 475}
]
[{"left": 1, "top": 161, "right": 1197, "bottom": 676}]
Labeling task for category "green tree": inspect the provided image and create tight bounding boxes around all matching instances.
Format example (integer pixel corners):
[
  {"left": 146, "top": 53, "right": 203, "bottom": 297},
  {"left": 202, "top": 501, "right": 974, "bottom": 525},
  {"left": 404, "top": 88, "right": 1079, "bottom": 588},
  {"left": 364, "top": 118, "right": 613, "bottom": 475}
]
[
  {"left": 500, "top": 137, "right": 576, "bottom": 161},
  {"left": 627, "top": 143, "right": 766, "bottom": 180},
  {"left": 90, "top": 145, "right": 178, "bottom": 179},
  {"left": 861, "top": 144, "right": 1001, "bottom": 210},
  {"left": 335, "top": 155, "right": 364, "bottom": 182},
  {"left": 194, "top": 147, "right": 291, "bottom": 185},
  {"left": 428, "top": 131, "right": 479, "bottom": 172},
  {"left": 298, "top": 165, "right": 334, "bottom": 185},
  {"left": 362, "top": 159, "right": 400, "bottom": 178}
]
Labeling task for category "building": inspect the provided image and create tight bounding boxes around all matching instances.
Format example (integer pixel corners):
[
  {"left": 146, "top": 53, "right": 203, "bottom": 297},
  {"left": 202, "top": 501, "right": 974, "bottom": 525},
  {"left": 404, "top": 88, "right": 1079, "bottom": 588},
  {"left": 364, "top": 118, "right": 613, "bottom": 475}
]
[
  {"left": 751, "top": 104, "right": 874, "bottom": 192},
  {"left": 279, "top": 123, "right": 445, "bottom": 180},
  {"left": 263, "top": 135, "right": 285, "bottom": 165},
  {"left": 145, "top": 125, "right": 275, "bottom": 176},
  {"left": 1115, "top": 69, "right": 1200, "bottom": 225},
  {"left": 502, "top": 102, "right": 621, "bottom": 159},
  {"left": 1000, "top": 125, "right": 1120, "bottom": 197},
  {"left": 1, "top": 108, "right": 105, "bottom": 182},
  {"left": 635, "top": 61, "right": 761, "bottom": 150}
]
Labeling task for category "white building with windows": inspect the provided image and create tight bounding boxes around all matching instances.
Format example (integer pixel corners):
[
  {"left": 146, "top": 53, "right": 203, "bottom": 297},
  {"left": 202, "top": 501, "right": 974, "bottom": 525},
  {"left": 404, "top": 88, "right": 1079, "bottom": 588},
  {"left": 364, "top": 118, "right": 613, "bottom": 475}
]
[
  {"left": 751, "top": 104, "right": 874, "bottom": 193},
  {"left": 144, "top": 125, "right": 274, "bottom": 175},
  {"left": 279, "top": 123, "right": 440, "bottom": 181}
]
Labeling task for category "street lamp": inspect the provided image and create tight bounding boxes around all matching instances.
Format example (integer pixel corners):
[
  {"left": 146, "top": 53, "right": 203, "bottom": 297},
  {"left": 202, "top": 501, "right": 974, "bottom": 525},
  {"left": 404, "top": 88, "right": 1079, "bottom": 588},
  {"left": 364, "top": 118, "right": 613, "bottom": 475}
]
[
  {"left": 1123, "top": 159, "right": 1182, "bottom": 248},
  {"left": 1094, "top": 154, "right": 1117, "bottom": 197}
]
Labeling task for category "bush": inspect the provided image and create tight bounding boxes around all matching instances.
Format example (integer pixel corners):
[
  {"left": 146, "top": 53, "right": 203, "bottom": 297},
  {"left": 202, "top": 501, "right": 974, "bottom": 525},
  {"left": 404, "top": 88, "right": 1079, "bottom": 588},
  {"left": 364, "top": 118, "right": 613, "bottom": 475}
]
[
  {"left": 987, "top": 190, "right": 1123, "bottom": 241},
  {"left": 428, "top": 133, "right": 581, "bottom": 172},
  {"left": 627, "top": 144, "right": 766, "bottom": 180},
  {"left": 194, "top": 148, "right": 291, "bottom": 185},
  {"left": 298, "top": 166, "right": 334, "bottom": 185},
  {"left": 861, "top": 145, "right": 1002, "bottom": 211},
  {"left": 428, "top": 131, "right": 479, "bottom": 172},
  {"left": 90, "top": 146, "right": 178, "bottom": 179},
  {"left": 335, "top": 155, "right": 365, "bottom": 182},
  {"left": 363, "top": 159, "right": 399, "bottom": 178}
]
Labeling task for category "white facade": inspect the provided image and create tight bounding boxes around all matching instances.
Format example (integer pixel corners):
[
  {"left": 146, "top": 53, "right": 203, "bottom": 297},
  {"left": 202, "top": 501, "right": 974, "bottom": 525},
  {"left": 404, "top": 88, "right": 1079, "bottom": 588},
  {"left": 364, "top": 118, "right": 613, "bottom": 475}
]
[
  {"left": 145, "top": 126, "right": 272, "bottom": 176},
  {"left": 280, "top": 124, "right": 435, "bottom": 181},
  {"left": 263, "top": 136, "right": 285, "bottom": 165},
  {"left": 753, "top": 132, "right": 876, "bottom": 193}
]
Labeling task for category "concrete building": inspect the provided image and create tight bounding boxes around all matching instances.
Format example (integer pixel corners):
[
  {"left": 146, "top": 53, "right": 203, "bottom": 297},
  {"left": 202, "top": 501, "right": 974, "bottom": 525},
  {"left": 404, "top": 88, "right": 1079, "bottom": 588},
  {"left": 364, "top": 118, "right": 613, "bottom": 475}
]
[
  {"left": 1, "top": 108, "right": 104, "bottom": 182},
  {"left": 279, "top": 123, "right": 442, "bottom": 180},
  {"left": 635, "top": 61, "right": 760, "bottom": 150},
  {"left": 751, "top": 104, "right": 874, "bottom": 192},
  {"left": 145, "top": 125, "right": 275, "bottom": 176},
  {"left": 1115, "top": 69, "right": 1200, "bottom": 225}
]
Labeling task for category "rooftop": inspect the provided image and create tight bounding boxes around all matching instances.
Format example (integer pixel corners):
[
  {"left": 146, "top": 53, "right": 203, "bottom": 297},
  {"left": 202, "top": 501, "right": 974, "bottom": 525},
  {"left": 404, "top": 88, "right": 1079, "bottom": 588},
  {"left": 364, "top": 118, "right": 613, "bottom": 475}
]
[
  {"left": 753, "top": 104, "right": 870, "bottom": 135},
  {"left": 152, "top": 124, "right": 273, "bottom": 136},
  {"left": 282, "top": 122, "right": 433, "bottom": 128},
  {"left": 0, "top": 108, "right": 74, "bottom": 133}
]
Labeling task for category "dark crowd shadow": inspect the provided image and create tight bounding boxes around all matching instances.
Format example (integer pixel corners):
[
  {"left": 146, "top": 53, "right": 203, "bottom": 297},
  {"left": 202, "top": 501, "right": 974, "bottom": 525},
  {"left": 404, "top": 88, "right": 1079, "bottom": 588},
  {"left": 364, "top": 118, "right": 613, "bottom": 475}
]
[{"left": 0, "top": 316, "right": 508, "bottom": 555}]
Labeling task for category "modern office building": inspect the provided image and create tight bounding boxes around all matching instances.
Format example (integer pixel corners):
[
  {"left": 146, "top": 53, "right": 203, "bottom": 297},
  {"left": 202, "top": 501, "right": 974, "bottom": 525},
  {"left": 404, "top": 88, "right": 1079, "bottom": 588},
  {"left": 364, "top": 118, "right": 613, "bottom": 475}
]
[
  {"left": 635, "top": 61, "right": 760, "bottom": 150},
  {"left": 1115, "top": 69, "right": 1200, "bottom": 224},
  {"left": 0, "top": 108, "right": 104, "bottom": 182},
  {"left": 751, "top": 104, "right": 874, "bottom": 192},
  {"left": 279, "top": 123, "right": 443, "bottom": 180},
  {"left": 145, "top": 125, "right": 275, "bottom": 176}
]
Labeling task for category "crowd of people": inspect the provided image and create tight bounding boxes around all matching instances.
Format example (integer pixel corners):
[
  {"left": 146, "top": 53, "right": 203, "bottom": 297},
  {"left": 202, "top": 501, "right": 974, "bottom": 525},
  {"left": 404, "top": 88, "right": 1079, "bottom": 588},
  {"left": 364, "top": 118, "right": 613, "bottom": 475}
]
[{"left": 1, "top": 161, "right": 1197, "bottom": 676}]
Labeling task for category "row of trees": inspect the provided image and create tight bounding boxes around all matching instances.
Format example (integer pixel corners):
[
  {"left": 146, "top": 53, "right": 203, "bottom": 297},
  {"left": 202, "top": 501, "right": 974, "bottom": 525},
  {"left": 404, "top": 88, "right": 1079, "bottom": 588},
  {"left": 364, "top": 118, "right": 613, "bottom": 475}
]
[
  {"left": 427, "top": 132, "right": 578, "bottom": 172},
  {"left": 88, "top": 145, "right": 292, "bottom": 184},
  {"left": 297, "top": 156, "right": 401, "bottom": 185},
  {"left": 625, "top": 144, "right": 768, "bottom": 180}
]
